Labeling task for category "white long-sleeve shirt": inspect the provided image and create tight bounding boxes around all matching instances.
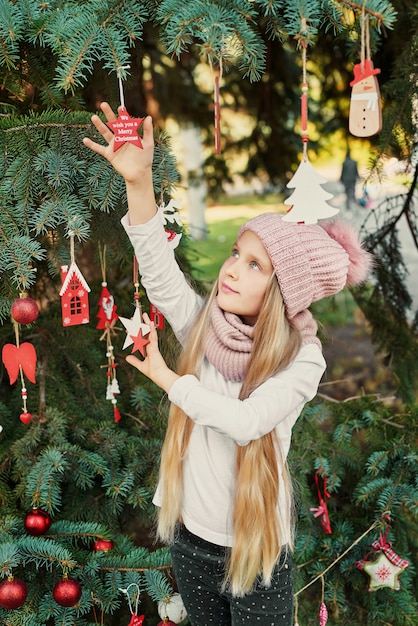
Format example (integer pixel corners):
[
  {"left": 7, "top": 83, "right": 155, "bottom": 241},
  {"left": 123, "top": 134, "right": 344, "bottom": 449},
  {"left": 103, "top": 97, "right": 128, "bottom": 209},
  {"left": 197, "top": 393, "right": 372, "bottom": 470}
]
[{"left": 121, "top": 212, "right": 326, "bottom": 547}]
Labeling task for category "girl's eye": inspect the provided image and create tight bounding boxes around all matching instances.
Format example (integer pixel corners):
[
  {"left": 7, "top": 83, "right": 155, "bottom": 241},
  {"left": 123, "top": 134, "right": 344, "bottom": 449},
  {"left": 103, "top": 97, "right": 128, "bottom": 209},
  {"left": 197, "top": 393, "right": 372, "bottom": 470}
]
[
  {"left": 231, "top": 249, "right": 239, "bottom": 258},
  {"left": 249, "top": 261, "right": 260, "bottom": 270}
]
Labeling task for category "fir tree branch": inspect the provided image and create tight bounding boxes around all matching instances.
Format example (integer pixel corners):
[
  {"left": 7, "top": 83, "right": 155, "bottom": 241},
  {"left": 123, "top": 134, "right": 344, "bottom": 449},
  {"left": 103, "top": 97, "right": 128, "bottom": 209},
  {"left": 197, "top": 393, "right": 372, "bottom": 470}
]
[
  {"left": 294, "top": 517, "right": 382, "bottom": 596},
  {"left": 337, "top": 0, "right": 397, "bottom": 25}
]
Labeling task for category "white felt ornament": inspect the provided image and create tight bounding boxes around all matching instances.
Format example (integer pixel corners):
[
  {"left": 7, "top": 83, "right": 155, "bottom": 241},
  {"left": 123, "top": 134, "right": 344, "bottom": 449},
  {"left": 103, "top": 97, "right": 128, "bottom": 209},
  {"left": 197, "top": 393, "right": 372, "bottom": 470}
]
[
  {"left": 158, "top": 593, "right": 187, "bottom": 624},
  {"left": 283, "top": 159, "right": 338, "bottom": 224},
  {"left": 355, "top": 521, "right": 410, "bottom": 592},
  {"left": 363, "top": 551, "right": 407, "bottom": 591}
]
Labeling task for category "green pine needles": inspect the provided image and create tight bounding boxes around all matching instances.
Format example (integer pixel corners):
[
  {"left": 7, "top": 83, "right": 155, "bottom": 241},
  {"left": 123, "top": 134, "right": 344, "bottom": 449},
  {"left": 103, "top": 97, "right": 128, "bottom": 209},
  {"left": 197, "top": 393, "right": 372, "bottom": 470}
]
[{"left": 1, "top": 1, "right": 417, "bottom": 624}]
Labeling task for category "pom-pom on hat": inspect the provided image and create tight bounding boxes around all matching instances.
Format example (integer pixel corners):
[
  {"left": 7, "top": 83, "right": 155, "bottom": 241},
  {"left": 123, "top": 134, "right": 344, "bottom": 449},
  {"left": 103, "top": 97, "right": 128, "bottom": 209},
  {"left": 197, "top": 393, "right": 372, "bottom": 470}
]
[{"left": 239, "top": 213, "right": 372, "bottom": 319}]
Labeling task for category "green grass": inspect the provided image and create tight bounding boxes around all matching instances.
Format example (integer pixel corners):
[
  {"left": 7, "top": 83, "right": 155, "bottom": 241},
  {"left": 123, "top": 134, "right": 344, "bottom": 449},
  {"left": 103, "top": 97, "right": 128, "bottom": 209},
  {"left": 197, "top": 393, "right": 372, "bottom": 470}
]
[{"left": 185, "top": 216, "right": 250, "bottom": 285}]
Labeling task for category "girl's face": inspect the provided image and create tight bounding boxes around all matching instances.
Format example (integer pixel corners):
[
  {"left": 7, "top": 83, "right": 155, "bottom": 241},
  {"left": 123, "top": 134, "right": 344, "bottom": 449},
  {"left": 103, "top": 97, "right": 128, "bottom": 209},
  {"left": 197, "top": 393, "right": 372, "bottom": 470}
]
[{"left": 217, "top": 230, "right": 273, "bottom": 325}]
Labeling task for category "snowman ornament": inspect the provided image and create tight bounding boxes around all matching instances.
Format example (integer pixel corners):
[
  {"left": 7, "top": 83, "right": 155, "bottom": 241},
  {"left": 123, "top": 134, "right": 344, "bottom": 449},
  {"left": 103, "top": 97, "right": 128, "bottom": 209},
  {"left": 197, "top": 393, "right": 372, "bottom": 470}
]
[{"left": 349, "top": 59, "right": 382, "bottom": 137}]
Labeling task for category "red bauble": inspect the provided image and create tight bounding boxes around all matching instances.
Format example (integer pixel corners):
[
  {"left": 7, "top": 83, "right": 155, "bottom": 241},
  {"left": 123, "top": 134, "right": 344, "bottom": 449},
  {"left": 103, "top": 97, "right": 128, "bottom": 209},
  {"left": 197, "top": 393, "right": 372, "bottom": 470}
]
[
  {"left": 10, "top": 298, "right": 39, "bottom": 325},
  {"left": 53, "top": 577, "right": 82, "bottom": 607},
  {"left": 24, "top": 509, "right": 51, "bottom": 536},
  {"left": 20, "top": 412, "right": 32, "bottom": 424},
  {"left": 0, "top": 577, "right": 28, "bottom": 610},
  {"left": 92, "top": 539, "right": 114, "bottom": 552}
]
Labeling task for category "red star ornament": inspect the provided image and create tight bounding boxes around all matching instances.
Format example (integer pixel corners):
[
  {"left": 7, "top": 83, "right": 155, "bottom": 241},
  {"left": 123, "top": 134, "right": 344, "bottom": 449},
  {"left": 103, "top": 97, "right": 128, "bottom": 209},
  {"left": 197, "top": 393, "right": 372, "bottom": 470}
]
[
  {"left": 130, "top": 328, "right": 150, "bottom": 357},
  {"left": 119, "top": 307, "right": 150, "bottom": 352},
  {"left": 106, "top": 108, "right": 145, "bottom": 151}
]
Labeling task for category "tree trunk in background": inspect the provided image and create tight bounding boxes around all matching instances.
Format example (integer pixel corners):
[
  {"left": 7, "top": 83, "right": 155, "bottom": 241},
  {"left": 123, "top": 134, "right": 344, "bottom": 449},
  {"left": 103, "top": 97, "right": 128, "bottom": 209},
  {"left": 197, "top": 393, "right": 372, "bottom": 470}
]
[{"left": 180, "top": 123, "right": 208, "bottom": 240}]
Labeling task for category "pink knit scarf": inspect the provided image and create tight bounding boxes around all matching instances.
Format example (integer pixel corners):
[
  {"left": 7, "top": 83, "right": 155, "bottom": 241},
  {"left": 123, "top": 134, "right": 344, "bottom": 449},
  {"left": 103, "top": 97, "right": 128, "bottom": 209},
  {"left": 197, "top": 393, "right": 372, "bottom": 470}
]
[
  {"left": 204, "top": 301, "right": 322, "bottom": 383},
  {"left": 205, "top": 300, "right": 254, "bottom": 382}
]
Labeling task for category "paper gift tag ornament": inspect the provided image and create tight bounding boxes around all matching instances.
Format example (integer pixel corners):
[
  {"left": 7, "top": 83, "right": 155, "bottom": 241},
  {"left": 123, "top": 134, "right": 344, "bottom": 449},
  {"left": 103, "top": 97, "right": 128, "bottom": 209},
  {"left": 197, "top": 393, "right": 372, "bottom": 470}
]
[
  {"left": 349, "top": 59, "right": 382, "bottom": 137},
  {"left": 60, "top": 261, "right": 91, "bottom": 326}
]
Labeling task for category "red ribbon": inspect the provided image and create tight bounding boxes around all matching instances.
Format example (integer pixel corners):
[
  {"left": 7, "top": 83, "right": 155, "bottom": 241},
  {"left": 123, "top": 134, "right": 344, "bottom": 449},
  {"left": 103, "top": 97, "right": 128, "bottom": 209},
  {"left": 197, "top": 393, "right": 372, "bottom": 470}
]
[{"left": 310, "top": 468, "right": 332, "bottom": 534}]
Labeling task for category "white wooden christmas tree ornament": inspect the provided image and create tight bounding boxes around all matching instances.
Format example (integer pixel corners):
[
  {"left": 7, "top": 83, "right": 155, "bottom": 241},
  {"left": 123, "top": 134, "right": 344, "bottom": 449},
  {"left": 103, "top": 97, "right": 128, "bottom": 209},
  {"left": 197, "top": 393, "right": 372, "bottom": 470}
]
[
  {"left": 283, "top": 158, "right": 339, "bottom": 224},
  {"left": 284, "top": 31, "right": 339, "bottom": 225}
]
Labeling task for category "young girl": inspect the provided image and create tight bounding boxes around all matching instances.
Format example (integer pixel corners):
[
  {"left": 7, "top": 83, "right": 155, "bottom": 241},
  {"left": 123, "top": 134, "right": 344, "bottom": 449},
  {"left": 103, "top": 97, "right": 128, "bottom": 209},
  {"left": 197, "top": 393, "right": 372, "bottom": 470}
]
[{"left": 83, "top": 103, "right": 372, "bottom": 626}]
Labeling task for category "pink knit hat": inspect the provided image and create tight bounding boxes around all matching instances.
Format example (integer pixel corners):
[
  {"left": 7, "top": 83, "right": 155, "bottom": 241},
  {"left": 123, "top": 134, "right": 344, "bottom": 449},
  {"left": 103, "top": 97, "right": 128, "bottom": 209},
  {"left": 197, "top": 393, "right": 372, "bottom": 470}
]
[{"left": 239, "top": 213, "right": 372, "bottom": 319}]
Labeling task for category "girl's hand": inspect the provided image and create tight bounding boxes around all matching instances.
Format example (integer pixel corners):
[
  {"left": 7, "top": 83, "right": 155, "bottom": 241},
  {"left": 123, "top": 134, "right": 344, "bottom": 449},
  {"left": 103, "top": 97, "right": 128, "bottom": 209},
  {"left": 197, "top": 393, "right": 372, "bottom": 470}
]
[
  {"left": 126, "top": 313, "right": 179, "bottom": 393},
  {"left": 82, "top": 102, "right": 154, "bottom": 185}
]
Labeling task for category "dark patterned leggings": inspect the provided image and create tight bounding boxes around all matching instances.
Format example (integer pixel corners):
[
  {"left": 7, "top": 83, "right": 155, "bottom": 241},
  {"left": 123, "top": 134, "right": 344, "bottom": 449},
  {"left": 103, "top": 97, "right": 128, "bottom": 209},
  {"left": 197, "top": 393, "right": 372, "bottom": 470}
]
[{"left": 170, "top": 525, "right": 294, "bottom": 626}]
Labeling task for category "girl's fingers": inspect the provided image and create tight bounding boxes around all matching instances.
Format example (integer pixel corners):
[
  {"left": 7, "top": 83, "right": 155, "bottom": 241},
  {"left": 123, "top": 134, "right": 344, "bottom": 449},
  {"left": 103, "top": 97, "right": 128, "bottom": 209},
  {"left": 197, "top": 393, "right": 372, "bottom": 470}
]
[
  {"left": 141, "top": 116, "right": 154, "bottom": 147},
  {"left": 101, "top": 101, "right": 118, "bottom": 121},
  {"left": 90, "top": 113, "right": 115, "bottom": 144},
  {"left": 82, "top": 136, "right": 108, "bottom": 157},
  {"left": 143, "top": 312, "right": 155, "bottom": 335},
  {"left": 126, "top": 354, "right": 143, "bottom": 371}
]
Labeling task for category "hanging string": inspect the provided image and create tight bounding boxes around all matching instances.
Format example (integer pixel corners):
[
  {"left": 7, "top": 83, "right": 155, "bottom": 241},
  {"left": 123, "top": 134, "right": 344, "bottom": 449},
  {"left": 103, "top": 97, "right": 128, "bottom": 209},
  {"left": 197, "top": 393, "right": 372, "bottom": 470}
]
[
  {"left": 360, "top": 2, "right": 371, "bottom": 71},
  {"left": 294, "top": 516, "right": 382, "bottom": 598},
  {"left": 13, "top": 320, "right": 29, "bottom": 414},
  {"left": 318, "top": 575, "right": 328, "bottom": 626},
  {"left": 133, "top": 255, "right": 143, "bottom": 314},
  {"left": 293, "top": 594, "right": 299, "bottom": 626},
  {"left": 99, "top": 244, "right": 107, "bottom": 284},
  {"left": 300, "top": 19, "right": 309, "bottom": 160},
  {"left": 69, "top": 230, "right": 75, "bottom": 265},
  {"left": 117, "top": 65, "right": 130, "bottom": 110},
  {"left": 119, "top": 583, "right": 140, "bottom": 616}
]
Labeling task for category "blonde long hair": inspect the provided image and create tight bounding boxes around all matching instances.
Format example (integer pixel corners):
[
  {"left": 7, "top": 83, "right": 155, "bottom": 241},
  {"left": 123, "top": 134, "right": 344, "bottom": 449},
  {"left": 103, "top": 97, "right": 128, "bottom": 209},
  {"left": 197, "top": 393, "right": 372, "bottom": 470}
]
[{"left": 157, "top": 274, "right": 301, "bottom": 596}]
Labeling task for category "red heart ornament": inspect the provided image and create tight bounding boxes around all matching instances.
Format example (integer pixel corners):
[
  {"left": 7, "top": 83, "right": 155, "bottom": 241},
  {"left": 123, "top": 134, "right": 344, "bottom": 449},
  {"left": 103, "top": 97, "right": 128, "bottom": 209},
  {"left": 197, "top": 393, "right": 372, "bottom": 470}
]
[
  {"left": 2, "top": 343, "right": 37, "bottom": 384},
  {"left": 20, "top": 412, "right": 32, "bottom": 424}
]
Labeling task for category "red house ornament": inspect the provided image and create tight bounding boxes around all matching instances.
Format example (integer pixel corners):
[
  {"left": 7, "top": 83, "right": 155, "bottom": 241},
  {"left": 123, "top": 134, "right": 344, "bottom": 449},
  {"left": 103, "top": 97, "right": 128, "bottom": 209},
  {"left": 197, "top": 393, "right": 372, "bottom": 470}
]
[{"left": 60, "top": 261, "right": 91, "bottom": 326}]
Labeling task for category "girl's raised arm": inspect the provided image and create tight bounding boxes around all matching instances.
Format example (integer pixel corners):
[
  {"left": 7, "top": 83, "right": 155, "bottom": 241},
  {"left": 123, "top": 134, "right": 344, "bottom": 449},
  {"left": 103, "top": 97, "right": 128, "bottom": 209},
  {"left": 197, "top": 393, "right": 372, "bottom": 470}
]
[{"left": 83, "top": 101, "right": 156, "bottom": 225}]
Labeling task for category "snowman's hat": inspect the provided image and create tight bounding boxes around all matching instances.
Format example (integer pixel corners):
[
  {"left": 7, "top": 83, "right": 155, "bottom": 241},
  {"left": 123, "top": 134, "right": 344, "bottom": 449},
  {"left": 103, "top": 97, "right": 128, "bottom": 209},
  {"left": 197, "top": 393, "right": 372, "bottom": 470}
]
[{"left": 350, "top": 59, "right": 380, "bottom": 86}]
